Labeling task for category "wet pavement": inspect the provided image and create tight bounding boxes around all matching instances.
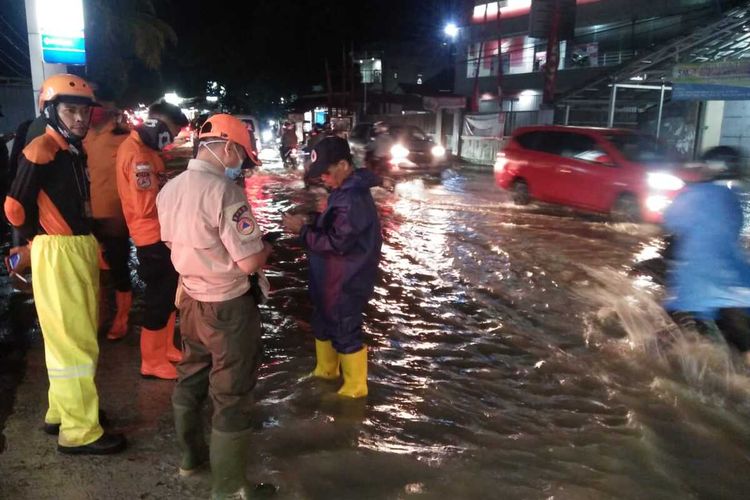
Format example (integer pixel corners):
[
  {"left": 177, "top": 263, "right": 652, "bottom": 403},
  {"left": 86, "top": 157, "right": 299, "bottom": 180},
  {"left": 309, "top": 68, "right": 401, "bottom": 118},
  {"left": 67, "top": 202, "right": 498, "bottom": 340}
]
[{"left": 2, "top": 158, "right": 750, "bottom": 499}]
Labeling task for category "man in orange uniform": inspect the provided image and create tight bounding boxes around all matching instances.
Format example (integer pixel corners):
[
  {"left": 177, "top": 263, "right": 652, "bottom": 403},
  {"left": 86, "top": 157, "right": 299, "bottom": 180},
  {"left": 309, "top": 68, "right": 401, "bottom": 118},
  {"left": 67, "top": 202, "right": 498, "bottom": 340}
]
[
  {"left": 4, "top": 74, "right": 125, "bottom": 454},
  {"left": 84, "top": 93, "right": 132, "bottom": 340},
  {"left": 116, "top": 102, "right": 187, "bottom": 379}
]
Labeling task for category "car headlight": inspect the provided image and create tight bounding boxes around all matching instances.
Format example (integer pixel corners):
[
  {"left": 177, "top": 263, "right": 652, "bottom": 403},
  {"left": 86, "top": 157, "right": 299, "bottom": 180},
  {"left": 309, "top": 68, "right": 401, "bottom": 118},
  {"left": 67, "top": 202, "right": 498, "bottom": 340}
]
[
  {"left": 390, "top": 144, "right": 410, "bottom": 162},
  {"left": 647, "top": 172, "right": 685, "bottom": 191},
  {"left": 431, "top": 145, "right": 446, "bottom": 157},
  {"left": 646, "top": 194, "right": 672, "bottom": 213}
]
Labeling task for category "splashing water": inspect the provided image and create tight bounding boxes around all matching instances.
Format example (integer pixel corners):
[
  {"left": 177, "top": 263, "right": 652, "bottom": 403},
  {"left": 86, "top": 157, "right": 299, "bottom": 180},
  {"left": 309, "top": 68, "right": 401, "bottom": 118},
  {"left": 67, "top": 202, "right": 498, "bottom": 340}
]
[{"left": 579, "top": 266, "right": 750, "bottom": 404}]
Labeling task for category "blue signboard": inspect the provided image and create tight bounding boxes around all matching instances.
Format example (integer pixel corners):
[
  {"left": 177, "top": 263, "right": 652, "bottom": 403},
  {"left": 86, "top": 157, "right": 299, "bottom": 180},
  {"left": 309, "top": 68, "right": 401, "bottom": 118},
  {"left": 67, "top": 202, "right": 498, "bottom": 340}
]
[
  {"left": 672, "top": 61, "right": 750, "bottom": 101},
  {"left": 672, "top": 83, "right": 750, "bottom": 101},
  {"left": 38, "top": 0, "right": 86, "bottom": 65},
  {"left": 42, "top": 35, "right": 86, "bottom": 65}
]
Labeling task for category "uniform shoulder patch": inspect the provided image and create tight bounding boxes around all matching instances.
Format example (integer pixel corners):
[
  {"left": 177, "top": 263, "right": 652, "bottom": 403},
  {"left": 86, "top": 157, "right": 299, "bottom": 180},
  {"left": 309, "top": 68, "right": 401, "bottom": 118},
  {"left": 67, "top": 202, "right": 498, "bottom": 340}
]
[
  {"left": 231, "top": 204, "right": 256, "bottom": 236},
  {"left": 135, "top": 163, "right": 153, "bottom": 190}
]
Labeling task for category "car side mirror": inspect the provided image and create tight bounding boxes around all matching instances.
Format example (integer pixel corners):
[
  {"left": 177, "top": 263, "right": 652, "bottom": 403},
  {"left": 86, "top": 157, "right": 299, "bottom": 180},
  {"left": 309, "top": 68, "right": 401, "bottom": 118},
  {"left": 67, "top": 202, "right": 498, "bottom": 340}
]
[{"left": 594, "top": 154, "right": 615, "bottom": 166}]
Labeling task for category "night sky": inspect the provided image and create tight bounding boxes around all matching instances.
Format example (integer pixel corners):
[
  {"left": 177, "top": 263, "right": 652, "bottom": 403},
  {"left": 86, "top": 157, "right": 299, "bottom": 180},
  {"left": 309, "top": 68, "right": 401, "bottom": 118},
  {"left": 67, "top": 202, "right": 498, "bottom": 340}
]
[
  {"left": 157, "top": 0, "right": 464, "bottom": 100},
  {"left": 0, "top": 0, "right": 465, "bottom": 110}
]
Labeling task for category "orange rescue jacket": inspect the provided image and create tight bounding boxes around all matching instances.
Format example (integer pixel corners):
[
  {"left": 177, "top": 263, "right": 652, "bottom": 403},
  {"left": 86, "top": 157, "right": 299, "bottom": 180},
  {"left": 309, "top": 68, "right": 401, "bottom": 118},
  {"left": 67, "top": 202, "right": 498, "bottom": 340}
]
[
  {"left": 84, "top": 122, "right": 129, "bottom": 237},
  {"left": 115, "top": 130, "right": 165, "bottom": 247}
]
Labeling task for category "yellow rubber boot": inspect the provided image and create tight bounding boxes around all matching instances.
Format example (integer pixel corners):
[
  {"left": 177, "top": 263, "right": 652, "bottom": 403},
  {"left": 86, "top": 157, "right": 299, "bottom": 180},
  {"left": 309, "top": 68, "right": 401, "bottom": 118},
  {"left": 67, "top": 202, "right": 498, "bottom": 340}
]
[
  {"left": 337, "top": 347, "right": 368, "bottom": 398},
  {"left": 311, "top": 339, "right": 340, "bottom": 379},
  {"left": 107, "top": 291, "right": 132, "bottom": 340},
  {"left": 164, "top": 312, "right": 183, "bottom": 363}
]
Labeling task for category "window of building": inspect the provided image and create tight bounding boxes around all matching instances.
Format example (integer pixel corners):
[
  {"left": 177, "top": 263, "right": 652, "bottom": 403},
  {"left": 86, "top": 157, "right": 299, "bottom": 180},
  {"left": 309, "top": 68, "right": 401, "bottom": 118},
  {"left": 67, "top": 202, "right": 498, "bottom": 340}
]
[
  {"left": 471, "top": 0, "right": 600, "bottom": 23},
  {"left": 466, "top": 35, "right": 536, "bottom": 77},
  {"left": 360, "top": 58, "right": 382, "bottom": 84}
]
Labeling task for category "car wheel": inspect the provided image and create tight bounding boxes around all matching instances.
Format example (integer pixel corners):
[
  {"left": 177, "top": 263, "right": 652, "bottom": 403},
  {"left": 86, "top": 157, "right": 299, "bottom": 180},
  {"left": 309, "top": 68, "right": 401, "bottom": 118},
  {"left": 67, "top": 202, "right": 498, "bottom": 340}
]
[
  {"left": 512, "top": 179, "right": 531, "bottom": 206},
  {"left": 611, "top": 194, "right": 641, "bottom": 223}
]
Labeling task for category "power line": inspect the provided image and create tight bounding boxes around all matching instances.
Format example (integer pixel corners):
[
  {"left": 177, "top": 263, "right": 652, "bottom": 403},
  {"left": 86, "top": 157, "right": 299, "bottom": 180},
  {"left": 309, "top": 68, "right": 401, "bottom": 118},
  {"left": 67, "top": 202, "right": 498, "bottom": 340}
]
[
  {"left": 0, "top": 29, "right": 29, "bottom": 61},
  {"left": 0, "top": 46, "right": 28, "bottom": 74},
  {"left": 0, "top": 13, "right": 29, "bottom": 49},
  {"left": 0, "top": 46, "right": 25, "bottom": 71},
  {"left": 0, "top": 51, "right": 25, "bottom": 78}
]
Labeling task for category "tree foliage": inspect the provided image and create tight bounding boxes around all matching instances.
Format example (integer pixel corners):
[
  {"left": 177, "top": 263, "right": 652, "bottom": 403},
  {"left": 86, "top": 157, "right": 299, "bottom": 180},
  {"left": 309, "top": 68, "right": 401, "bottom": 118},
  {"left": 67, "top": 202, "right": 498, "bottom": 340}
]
[{"left": 85, "top": 0, "right": 176, "bottom": 100}]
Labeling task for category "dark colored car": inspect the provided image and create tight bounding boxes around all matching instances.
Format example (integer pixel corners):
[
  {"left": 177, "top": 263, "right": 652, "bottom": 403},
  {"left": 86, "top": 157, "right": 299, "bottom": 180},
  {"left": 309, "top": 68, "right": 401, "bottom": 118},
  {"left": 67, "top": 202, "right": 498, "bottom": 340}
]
[
  {"left": 494, "top": 125, "right": 701, "bottom": 223},
  {"left": 349, "top": 123, "right": 449, "bottom": 175}
]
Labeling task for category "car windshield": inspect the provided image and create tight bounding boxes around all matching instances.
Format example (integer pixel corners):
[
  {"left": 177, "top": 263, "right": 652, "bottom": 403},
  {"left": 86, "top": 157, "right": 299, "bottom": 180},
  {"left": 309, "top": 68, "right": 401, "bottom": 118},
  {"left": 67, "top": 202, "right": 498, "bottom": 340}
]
[
  {"left": 604, "top": 133, "right": 674, "bottom": 164},
  {"left": 391, "top": 126, "right": 428, "bottom": 141}
]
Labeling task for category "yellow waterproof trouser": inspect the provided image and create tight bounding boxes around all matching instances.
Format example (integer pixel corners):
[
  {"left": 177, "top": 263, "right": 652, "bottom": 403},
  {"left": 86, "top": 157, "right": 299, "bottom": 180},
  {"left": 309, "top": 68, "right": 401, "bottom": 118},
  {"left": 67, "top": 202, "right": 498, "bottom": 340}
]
[{"left": 32, "top": 234, "right": 103, "bottom": 447}]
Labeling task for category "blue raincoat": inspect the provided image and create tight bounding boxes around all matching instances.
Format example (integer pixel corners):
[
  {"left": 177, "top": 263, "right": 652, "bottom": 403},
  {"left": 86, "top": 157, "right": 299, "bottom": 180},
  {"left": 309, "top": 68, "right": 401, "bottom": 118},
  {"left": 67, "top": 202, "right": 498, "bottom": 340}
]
[
  {"left": 664, "top": 182, "right": 750, "bottom": 318},
  {"left": 300, "top": 169, "right": 382, "bottom": 353}
]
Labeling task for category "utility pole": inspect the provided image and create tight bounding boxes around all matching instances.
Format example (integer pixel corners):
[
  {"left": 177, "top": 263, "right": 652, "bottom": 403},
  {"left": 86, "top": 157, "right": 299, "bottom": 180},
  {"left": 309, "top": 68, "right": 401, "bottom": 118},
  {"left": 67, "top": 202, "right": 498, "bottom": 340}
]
[
  {"left": 349, "top": 41, "right": 355, "bottom": 112},
  {"left": 325, "top": 58, "right": 333, "bottom": 120},
  {"left": 471, "top": 6, "right": 489, "bottom": 112},
  {"left": 341, "top": 43, "right": 347, "bottom": 113},
  {"left": 542, "top": 0, "right": 561, "bottom": 105},
  {"left": 496, "top": 0, "right": 503, "bottom": 103},
  {"left": 363, "top": 50, "right": 368, "bottom": 117}
]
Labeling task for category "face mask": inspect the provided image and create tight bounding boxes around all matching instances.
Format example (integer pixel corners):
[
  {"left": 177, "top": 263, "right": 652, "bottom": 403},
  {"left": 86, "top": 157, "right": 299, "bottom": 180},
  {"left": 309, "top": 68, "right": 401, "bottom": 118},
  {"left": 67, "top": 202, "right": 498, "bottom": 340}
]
[
  {"left": 136, "top": 119, "right": 173, "bottom": 151},
  {"left": 201, "top": 141, "right": 245, "bottom": 179},
  {"left": 225, "top": 166, "right": 243, "bottom": 180}
]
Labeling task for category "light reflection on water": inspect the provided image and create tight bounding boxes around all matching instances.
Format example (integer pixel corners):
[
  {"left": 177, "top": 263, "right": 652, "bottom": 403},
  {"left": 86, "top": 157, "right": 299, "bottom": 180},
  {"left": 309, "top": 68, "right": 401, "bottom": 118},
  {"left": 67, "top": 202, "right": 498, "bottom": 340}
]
[{"left": 244, "top": 163, "right": 750, "bottom": 498}]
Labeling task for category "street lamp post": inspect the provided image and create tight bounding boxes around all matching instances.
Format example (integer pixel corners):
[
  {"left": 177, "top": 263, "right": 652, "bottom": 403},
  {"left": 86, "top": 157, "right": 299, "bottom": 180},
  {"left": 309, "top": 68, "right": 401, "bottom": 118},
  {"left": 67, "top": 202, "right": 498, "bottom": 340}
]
[{"left": 443, "top": 21, "right": 461, "bottom": 94}]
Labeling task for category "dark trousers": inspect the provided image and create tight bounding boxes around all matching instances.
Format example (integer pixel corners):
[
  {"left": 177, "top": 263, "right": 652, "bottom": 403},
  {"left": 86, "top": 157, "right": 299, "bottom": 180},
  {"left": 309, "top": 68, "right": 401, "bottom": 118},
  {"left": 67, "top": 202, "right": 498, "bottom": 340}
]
[
  {"left": 136, "top": 242, "right": 178, "bottom": 330},
  {"left": 311, "top": 299, "right": 365, "bottom": 354},
  {"left": 671, "top": 308, "right": 750, "bottom": 352},
  {"left": 172, "top": 292, "right": 263, "bottom": 432},
  {"left": 99, "top": 235, "right": 132, "bottom": 293}
]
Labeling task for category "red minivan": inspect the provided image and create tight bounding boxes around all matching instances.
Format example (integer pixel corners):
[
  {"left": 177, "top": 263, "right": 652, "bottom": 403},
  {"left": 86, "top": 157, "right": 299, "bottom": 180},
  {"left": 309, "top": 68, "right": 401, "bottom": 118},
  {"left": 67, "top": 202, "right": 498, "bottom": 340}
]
[{"left": 494, "top": 126, "right": 699, "bottom": 223}]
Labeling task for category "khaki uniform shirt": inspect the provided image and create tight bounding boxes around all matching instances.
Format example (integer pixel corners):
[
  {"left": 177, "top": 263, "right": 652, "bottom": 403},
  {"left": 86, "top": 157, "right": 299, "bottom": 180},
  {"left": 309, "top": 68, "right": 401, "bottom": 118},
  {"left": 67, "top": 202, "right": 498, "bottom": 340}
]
[{"left": 156, "top": 159, "right": 265, "bottom": 302}]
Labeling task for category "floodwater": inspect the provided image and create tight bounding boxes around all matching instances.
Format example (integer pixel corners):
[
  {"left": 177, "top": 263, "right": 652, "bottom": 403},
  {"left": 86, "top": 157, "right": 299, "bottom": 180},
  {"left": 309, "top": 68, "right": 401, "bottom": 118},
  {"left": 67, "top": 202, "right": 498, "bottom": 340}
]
[{"left": 2, "top": 158, "right": 750, "bottom": 499}]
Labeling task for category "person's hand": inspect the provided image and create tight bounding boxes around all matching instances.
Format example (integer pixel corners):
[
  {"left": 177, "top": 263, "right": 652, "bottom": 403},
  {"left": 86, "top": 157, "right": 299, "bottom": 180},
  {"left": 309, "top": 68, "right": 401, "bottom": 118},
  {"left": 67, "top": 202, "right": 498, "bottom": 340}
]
[
  {"left": 8, "top": 245, "right": 31, "bottom": 276},
  {"left": 381, "top": 177, "right": 396, "bottom": 192},
  {"left": 262, "top": 240, "right": 273, "bottom": 257},
  {"left": 281, "top": 213, "right": 307, "bottom": 234}
]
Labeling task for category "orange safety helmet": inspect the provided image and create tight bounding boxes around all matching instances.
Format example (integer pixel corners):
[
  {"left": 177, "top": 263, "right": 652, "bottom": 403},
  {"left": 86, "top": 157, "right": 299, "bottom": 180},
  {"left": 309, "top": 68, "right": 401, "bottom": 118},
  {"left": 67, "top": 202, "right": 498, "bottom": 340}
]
[
  {"left": 38, "top": 74, "right": 97, "bottom": 111},
  {"left": 198, "top": 114, "right": 256, "bottom": 160}
]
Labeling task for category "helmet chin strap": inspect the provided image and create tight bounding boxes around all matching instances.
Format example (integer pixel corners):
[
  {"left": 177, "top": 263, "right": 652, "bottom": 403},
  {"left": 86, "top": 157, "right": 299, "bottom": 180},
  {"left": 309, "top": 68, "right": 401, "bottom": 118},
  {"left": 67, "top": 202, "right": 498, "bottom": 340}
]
[{"left": 44, "top": 103, "right": 85, "bottom": 144}]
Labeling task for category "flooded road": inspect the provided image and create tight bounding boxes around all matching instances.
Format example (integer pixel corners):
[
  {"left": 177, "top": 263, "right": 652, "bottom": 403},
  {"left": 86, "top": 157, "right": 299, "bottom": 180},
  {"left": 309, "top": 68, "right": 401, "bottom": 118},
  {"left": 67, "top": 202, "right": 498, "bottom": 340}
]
[{"left": 2, "top": 159, "right": 750, "bottom": 499}]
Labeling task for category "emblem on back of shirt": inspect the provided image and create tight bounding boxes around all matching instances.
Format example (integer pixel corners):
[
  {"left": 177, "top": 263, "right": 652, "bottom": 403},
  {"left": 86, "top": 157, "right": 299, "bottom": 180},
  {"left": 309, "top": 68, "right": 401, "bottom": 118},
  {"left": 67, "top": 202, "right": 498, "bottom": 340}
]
[{"left": 232, "top": 205, "right": 255, "bottom": 235}]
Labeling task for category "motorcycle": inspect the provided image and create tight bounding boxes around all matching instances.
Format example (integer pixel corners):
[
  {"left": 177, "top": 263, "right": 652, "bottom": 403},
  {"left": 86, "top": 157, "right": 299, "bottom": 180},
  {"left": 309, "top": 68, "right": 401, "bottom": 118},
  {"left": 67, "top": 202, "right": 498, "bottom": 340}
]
[{"left": 281, "top": 147, "right": 298, "bottom": 169}]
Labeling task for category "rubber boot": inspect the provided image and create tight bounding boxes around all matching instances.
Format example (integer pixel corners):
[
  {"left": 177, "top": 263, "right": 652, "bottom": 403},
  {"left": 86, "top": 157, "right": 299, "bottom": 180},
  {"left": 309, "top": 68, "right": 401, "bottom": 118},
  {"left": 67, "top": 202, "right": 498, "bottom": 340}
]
[
  {"left": 310, "top": 339, "right": 340, "bottom": 379},
  {"left": 140, "top": 325, "right": 178, "bottom": 380},
  {"left": 337, "top": 347, "right": 368, "bottom": 398},
  {"left": 210, "top": 428, "right": 253, "bottom": 500},
  {"left": 174, "top": 404, "right": 209, "bottom": 477},
  {"left": 107, "top": 291, "right": 132, "bottom": 341},
  {"left": 164, "top": 312, "right": 183, "bottom": 363}
]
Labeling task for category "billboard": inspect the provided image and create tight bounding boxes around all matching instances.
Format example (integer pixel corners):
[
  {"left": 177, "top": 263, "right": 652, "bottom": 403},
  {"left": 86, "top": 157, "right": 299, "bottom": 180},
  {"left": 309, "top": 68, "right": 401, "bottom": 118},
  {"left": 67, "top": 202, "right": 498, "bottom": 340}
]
[
  {"left": 37, "top": 0, "right": 86, "bottom": 65},
  {"left": 672, "top": 61, "right": 750, "bottom": 100}
]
